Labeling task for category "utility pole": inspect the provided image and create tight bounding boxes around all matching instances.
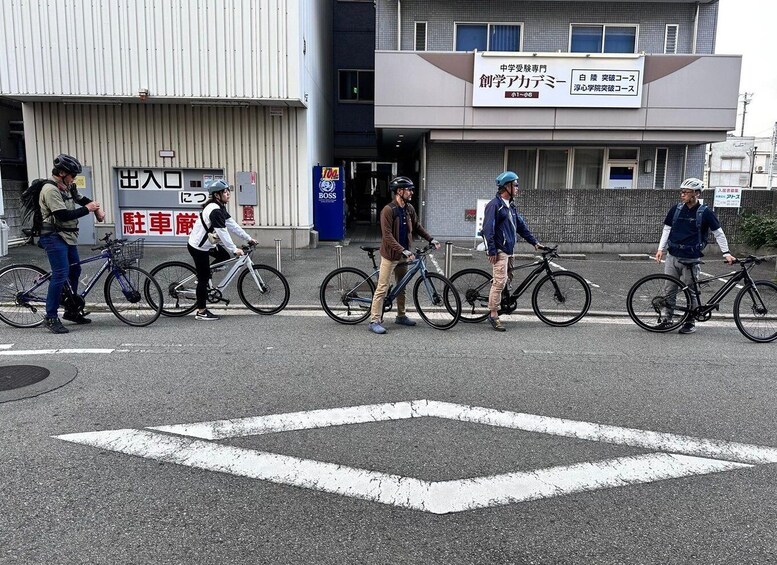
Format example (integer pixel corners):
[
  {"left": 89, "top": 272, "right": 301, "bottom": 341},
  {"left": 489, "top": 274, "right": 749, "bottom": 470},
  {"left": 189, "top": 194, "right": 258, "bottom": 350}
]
[
  {"left": 740, "top": 92, "right": 753, "bottom": 137},
  {"left": 768, "top": 122, "right": 777, "bottom": 191}
]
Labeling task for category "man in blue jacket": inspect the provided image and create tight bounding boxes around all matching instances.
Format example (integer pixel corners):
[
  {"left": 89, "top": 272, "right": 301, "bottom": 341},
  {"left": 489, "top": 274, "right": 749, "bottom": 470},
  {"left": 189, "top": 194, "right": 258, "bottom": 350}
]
[{"left": 482, "top": 171, "right": 543, "bottom": 331}]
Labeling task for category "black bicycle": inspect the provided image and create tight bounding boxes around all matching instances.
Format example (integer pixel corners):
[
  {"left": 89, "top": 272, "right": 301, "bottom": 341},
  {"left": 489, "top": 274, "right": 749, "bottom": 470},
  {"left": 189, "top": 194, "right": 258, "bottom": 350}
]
[
  {"left": 319, "top": 243, "right": 461, "bottom": 330},
  {"left": 626, "top": 255, "right": 777, "bottom": 343},
  {"left": 0, "top": 233, "right": 162, "bottom": 327},
  {"left": 449, "top": 245, "right": 592, "bottom": 326}
]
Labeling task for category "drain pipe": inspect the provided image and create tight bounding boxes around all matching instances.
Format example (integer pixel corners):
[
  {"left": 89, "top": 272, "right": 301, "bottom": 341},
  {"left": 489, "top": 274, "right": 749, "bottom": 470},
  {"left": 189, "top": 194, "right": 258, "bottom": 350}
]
[
  {"left": 397, "top": 0, "right": 401, "bottom": 51},
  {"left": 692, "top": 2, "right": 700, "bottom": 54}
]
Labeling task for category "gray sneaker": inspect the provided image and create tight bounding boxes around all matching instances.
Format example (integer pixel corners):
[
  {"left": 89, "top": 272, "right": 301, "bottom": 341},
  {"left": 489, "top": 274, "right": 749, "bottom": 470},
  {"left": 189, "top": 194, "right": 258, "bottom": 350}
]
[
  {"left": 395, "top": 315, "right": 417, "bottom": 327},
  {"left": 368, "top": 321, "right": 387, "bottom": 334},
  {"left": 487, "top": 315, "right": 506, "bottom": 332}
]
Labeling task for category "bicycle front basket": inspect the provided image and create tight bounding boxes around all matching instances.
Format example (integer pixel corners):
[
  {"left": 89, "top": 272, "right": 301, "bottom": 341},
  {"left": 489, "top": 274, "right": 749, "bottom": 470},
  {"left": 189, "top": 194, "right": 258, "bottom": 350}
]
[{"left": 113, "top": 238, "right": 145, "bottom": 269}]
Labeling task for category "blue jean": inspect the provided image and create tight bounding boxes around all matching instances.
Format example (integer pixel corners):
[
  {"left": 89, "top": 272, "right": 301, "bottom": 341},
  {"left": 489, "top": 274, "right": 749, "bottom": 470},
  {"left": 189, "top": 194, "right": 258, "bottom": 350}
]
[{"left": 39, "top": 233, "right": 81, "bottom": 319}]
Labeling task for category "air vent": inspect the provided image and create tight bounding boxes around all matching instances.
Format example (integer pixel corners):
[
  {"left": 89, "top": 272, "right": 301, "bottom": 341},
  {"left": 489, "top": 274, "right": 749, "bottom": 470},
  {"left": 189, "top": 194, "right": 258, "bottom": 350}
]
[
  {"left": 415, "top": 22, "right": 427, "bottom": 51},
  {"left": 664, "top": 25, "right": 678, "bottom": 54}
]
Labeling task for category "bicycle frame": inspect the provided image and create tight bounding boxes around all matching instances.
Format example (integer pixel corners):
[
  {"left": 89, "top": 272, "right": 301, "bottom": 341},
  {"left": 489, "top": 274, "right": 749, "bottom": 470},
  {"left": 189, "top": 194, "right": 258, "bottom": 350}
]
[
  {"left": 347, "top": 249, "right": 435, "bottom": 309},
  {"left": 679, "top": 263, "right": 759, "bottom": 319},
  {"left": 503, "top": 255, "right": 555, "bottom": 302}
]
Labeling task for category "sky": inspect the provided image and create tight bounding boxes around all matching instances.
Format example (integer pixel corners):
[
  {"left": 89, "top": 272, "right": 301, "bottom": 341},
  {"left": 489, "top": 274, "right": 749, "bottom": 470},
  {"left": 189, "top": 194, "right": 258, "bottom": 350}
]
[{"left": 715, "top": 0, "right": 777, "bottom": 139}]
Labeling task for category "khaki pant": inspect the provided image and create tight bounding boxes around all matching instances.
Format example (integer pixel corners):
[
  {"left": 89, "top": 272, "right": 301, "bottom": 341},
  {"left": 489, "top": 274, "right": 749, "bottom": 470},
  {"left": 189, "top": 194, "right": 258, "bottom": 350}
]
[
  {"left": 370, "top": 257, "right": 408, "bottom": 322},
  {"left": 488, "top": 251, "right": 513, "bottom": 312}
]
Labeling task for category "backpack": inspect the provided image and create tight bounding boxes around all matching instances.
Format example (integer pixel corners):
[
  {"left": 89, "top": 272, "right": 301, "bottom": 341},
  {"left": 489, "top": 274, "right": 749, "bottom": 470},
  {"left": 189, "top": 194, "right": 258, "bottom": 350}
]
[
  {"left": 670, "top": 202, "right": 709, "bottom": 253},
  {"left": 20, "top": 179, "right": 57, "bottom": 240},
  {"left": 20, "top": 179, "right": 79, "bottom": 242}
]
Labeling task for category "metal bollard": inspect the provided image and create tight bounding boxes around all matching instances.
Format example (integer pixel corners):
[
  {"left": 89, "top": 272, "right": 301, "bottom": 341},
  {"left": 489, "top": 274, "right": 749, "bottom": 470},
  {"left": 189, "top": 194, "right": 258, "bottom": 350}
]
[
  {"left": 335, "top": 245, "right": 343, "bottom": 269},
  {"left": 444, "top": 241, "right": 453, "bottom": 278},
  {"left": 275, "top": 239, "right": 282, "bottom": 272},
  {"left": 290, "top": 227, "right": 297, "bottom": 261}
]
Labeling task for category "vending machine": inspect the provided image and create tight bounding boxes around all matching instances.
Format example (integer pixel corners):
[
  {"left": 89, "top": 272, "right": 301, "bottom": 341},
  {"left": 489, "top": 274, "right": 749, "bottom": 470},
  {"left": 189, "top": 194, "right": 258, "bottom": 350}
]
[{"left": 312, "top": 166, "right": 346, "bottom": 240}]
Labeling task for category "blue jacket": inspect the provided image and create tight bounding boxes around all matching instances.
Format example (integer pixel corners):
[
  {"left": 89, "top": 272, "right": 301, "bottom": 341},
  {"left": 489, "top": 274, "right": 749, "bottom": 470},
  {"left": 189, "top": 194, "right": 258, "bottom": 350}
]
[{"left": 482, "top": 194, "right": 537, "bottom": 256}]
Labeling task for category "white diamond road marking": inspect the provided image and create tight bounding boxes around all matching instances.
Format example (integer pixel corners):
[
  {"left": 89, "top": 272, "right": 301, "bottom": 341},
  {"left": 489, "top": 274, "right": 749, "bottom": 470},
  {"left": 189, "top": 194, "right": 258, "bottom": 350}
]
[{"left": 56, "top": 400, "right": 775, "bottom": 514}]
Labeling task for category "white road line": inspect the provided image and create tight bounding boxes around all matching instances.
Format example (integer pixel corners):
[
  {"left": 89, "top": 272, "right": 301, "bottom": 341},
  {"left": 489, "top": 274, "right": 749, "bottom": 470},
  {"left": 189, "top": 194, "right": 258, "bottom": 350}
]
[
  {"left": 699, "top": 270, "right": 743, "bottom": 289},
  {"left": 0, "top": 344, "right": 14, "bottom": 350},
  {"left": 55, "top": 428, "right": 751, "bottom": 514},
  {"left": 427, "top": 253, "right": 444, "bottom": 275},
  {"left": 0, "top": 348, "right": 114, "bottom": 356},
  {"left": 548, "top": 260, "right": 600, "bottom": 288}
]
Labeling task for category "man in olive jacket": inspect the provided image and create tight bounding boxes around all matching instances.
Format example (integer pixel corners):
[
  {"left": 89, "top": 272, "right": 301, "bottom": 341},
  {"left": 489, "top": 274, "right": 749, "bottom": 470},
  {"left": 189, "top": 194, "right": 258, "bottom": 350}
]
[{"left": 369, "top": 176, "right": 439, "bottom": 334}]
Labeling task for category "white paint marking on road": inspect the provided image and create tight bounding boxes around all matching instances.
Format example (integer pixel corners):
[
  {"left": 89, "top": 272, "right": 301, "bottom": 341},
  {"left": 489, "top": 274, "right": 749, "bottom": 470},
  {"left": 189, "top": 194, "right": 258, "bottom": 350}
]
[
  {"left": 699, "top": 270, "right": 743, "bottom": 289},
  {"left": 422, "top": 400, "right": 777, "bottom": 465},
  {"left": 0, "top": 348, "right": 114, "bottom": 356},
  {"left": 0, "top": 344, "right": 14, "bottom": 349},
  {"left": 548, "top": 260, "right": 600, "bottom": 288},
  {"left": 427, "top": 253, "right": 444, "bottom": 275},
  {"left": 54, "top": 428, "right": 750, "bottom": 514},
  {"left": 150, "top": 400, "right": 419, "bottom": 440}
]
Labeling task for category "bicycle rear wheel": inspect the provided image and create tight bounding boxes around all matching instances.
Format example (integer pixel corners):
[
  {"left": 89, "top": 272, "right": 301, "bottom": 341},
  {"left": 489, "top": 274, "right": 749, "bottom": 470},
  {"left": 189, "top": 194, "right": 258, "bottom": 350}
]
[
  {"left": 319, "top": 267, "right": 374, "bottom": 324},
  {"left": 448, "top": 268, "right": 492, "bottom": 323},
  {"left": 104, "top": 266, "right": 163, "bottom": 327},
  {"left": 238, "top": 265, "right": 290, "bottom": 314},
  {"left": 532, "top": 271, "right": 591, "bottom": 327},
  {"left": 413, "top": 272, "right": 461, "bottom": 330},
  {"left": 0, "top": 264, "right": 48, "bottom": 328},
  {"left": 149, "top": 261, "right": 198, "bottom": 317},
  {"left": 626, "top": 274, "right": 690, "bottom": 332},
  {"left": 733, "top": 280, "right": 777, "bottom": 343}
]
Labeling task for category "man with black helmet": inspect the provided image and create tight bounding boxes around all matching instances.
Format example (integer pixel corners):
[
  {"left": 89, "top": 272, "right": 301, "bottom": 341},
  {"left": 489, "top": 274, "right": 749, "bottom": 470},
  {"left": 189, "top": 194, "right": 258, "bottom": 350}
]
[
  {"left": 368, "top": 176, "right": 439, "bottom": 334},
  {"left": 655, "top": 177, "right": 736, "bottom": 334},
  {"left": 482, "top": 171, "right": 543, "bottom": 332},
  {"left": 39, "top": 154, "right": 105, "bottom": 333}
]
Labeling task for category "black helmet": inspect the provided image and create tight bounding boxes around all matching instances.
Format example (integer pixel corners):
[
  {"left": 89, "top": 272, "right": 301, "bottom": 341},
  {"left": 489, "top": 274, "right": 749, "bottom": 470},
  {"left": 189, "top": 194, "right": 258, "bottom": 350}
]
[
  {"left": 389, "top": 176, "right": 415, "bottom": 192},
  {"left": 53, "top": 154, "right": 82, "bottom": 176}
]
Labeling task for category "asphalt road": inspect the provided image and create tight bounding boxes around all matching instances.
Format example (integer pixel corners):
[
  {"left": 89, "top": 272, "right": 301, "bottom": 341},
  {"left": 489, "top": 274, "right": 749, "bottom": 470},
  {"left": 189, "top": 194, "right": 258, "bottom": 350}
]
[{"left": 1, "top": 308, "right": 776, "bottom": 564}]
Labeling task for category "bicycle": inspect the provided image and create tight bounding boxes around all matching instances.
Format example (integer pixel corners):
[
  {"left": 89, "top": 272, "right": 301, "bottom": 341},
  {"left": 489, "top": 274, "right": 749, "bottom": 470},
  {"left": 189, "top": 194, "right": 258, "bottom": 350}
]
[
  {"left": 319, "top": 243, "right": 462, "bottom": 330},
  {"left": 149, "top": 243, "right": 289, "bottom": 316},
  {"left": 0, "top": 233, "right": 162, "bottom": 327},
  {"left": 626, "top": 255, "right": 777, "bottom": 343},
  {"left": 448, "top": 245, "right": 592, "bottom": 326}
]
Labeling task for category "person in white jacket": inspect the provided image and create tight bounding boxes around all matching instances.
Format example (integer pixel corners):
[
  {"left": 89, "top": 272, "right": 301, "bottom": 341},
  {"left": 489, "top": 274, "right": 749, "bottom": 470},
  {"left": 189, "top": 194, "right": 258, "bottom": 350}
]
[{"left": 187, "top": 179, "right": 257, "bottom": 320}]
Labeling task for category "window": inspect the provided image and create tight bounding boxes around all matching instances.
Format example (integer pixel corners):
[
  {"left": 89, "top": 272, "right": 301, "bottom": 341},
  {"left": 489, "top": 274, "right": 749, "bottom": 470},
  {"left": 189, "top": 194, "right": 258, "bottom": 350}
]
[
  {"left": 455, "top": 23, "right": 521, "bottom": 52},
  {"left": 572, "top": 148, "right": 604, "bottom": 189},
  {"left": 338, "top": 70, "right": 374, "bottom": 102},
  {"left": 664, "top": 24, "right": 678, "bottom": 54},
  {"left": 570, "top": 25, "right": 637, "bottom": 53},
  {"left": 721, "top": 157, "right": 745, "bottom": 172},
  {"left": 653, "top": 148, "right": 668, "bottom": 189},
  {"left": 538, "top": 149, "right": 569, "bottom": 189},
  {"left": 415, "top": 22, "right": 427, "bottom": 51},
  {"left": 506, "top": 149, "right": 537, "bottom": 189}
]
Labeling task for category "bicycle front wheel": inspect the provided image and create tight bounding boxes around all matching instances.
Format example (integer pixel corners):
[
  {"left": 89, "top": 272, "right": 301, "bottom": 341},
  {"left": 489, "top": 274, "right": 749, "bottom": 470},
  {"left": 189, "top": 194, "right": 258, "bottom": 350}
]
[
  {"left": 449, "top": 268, "right": 492, "bottom": 323},
  {"left": 319, "top": 267, "right": 375, "bottom": 325},
  {"left": 0, "top": 264, "right": 48, "bottom": 328},
  {"left": 104, "top": 267, "right": 163, "bottom": 327},
  {"left": 733, "top": 280, "right": 777, "bottom": 343},
  {"left": 626, "top": 274, "right": 690, "bottom": 332},
  {"left": 532, "top": 271, "right": 591, "bottom": 327},
  {"left": 149, "top": 261, "right": 198, "bottom": 317},
  {"left": 238, "top": 265, "right": 290, "bottom": 315},
  {"left": 413, "top": 272, "right": 461, "bottom": 330}
]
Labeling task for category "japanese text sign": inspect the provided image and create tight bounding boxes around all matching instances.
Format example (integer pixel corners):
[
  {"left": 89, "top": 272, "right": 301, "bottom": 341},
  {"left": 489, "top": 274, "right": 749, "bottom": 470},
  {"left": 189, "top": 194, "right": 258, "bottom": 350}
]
[
  {"left": 713, "top": 187, "right": 742, "bottom": 208},
  {"left": 473, "top": 53, "right": 644, "bottom": 108}
]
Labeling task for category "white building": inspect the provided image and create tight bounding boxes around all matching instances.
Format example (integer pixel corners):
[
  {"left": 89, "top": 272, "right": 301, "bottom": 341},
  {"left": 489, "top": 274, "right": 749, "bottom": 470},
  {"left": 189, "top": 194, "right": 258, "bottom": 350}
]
[
  {"left": 0, "top": 0, "right": 333, "bottom": 247},
  {"left": 708, "top": 135, "right": 777, "bottom": 190}
]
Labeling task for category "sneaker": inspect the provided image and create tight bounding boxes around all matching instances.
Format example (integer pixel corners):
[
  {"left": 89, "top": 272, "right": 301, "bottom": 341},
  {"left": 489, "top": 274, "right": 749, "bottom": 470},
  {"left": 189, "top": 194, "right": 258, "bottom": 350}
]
[
  {"left": 487, "top": 315, "right": 506, "bottom": 332},
  {"left": 395, "top": 315, "right": 417, "bottom": 327},
  {"left": 63, "top": 311, "right": 92, "bottom": 324},
  {"left": 45, "top": 317, "right": 69, "bottom": 334},
  {"left": 195, "top": 309, "right": 220, "bottom": 321},
  {"left": 368, "top": 321, "right": 387, "bottom": 334},
  {"left": 679, "top": 323, "right": 696, "bottom": 334},
  {"left": 656, "top": 318, "right": 673, "bottom": 330}
]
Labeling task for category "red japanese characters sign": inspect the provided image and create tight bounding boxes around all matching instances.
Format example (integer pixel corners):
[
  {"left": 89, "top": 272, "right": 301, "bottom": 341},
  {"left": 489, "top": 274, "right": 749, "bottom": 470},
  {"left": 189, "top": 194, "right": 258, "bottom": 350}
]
[{"left": 121, "top": 210, "right": 199, "bottom": 237}]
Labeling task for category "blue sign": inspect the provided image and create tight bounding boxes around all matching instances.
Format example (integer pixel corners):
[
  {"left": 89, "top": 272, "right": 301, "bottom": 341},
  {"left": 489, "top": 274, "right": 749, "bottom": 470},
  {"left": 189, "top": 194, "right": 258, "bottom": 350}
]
[{"left": 313, "top": 166, "right": 346, "bottom": 240}]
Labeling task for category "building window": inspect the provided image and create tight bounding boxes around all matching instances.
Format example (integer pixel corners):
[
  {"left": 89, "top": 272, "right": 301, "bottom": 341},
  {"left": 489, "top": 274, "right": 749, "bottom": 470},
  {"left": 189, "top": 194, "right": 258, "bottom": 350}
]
[
  {"left": 506, "top": 149, "right": 537, "bottom": 189},
  {"left": 538, "top": 149, "right": 569, "bottom": 189},
  {"left": 572, "top": 148, "right": 604, "bottom": 189},
  {"left": 654, "top": 148, "right": 668, "bottom": 189},
  {"left": 338, "top": 70, "right": 374, "bottom": 102},
  {"left": 415, "top": 22, "right": 427, "bottom": 51},
  {"left": 570, "top": 25, "right": 637, "bottom": 53},
  {"left": 721, "top": 157, "right": 745, "bottom": 172},
  {"left": 664, "top": 25, "right": 678, "bottom": 54},
  {"left": 455, "top": 23, "right": 522, "bottom": 52}
]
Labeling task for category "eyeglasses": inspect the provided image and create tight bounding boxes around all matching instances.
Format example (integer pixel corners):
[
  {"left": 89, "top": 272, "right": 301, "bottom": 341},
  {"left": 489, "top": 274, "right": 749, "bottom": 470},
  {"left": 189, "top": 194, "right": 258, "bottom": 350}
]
[{"left": 679, "top": 190, "right": 695, "bottom": 195}]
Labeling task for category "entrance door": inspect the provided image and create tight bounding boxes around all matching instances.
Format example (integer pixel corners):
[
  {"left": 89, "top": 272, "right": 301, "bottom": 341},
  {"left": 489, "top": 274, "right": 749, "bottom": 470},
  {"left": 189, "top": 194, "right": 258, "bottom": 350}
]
[{"left": 605, "top": 162, "right": 637, "bottom": 189}]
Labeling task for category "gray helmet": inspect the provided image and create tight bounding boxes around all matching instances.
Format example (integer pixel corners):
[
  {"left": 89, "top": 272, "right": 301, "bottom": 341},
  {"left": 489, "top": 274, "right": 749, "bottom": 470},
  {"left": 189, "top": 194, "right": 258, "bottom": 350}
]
[
  {"left": 53, "top": 154, "right": 82, "bottom": 176},
  {"left": 206, "top": 179, "right": 230, "bottom": 194},
  {"left": 680, "top": 177, "right": 704, "bottom": 192}
]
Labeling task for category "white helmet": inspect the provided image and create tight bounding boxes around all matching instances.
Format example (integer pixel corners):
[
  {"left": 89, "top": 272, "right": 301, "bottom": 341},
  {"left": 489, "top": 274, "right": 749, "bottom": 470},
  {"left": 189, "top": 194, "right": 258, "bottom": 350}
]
[{"left": 680, "top": 177, "right": 704, "bottom": 192}]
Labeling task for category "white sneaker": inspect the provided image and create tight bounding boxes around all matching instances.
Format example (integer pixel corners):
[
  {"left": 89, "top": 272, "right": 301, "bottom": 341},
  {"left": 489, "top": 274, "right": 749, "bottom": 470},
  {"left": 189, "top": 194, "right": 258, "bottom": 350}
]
[{"left": 195, "top": 309, "right": 220, "bottom": 321}]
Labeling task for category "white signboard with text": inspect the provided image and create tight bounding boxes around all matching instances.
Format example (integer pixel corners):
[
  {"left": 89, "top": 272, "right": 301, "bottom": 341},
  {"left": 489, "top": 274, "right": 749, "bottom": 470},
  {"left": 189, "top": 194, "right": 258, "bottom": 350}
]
[
  {"left": 713, "top": 187, "right": 742, "bottom": 208},
  {"left": 473, "top": 53, "right": 644, "bottom": 108}
]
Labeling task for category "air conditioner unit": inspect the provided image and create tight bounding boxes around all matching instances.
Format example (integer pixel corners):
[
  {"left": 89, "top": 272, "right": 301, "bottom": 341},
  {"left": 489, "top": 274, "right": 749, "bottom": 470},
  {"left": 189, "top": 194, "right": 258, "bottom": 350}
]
[{"left": 756, "top": 166, "right": 764, "bottom": 172}]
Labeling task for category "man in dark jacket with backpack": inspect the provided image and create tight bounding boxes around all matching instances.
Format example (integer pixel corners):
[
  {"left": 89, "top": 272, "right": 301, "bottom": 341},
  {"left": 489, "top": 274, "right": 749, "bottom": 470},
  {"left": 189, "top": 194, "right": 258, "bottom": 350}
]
[
  {"left": 38, "top": 154, "right": 104, "bottom": 333},
  {"left": 655, "top": 177, "right": 736, "bottom": 334},
  {"left": 482, "top": 171, "right": 543, "bottom": 332}
]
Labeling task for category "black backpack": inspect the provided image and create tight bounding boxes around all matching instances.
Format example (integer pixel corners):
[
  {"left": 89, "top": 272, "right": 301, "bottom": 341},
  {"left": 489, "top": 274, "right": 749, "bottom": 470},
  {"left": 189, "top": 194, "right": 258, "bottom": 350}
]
[{"left": 20, "top": 179, "right": 57, "bottom": 240}]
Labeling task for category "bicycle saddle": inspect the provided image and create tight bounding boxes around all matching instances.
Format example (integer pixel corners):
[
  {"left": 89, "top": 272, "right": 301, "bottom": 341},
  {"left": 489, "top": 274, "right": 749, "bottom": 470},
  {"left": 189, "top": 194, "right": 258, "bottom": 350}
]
[
  {"left": 678, "top": 258, "right": 703, "bottom": 266},
  {"left": 360, "top": 246, "right": 380, "bottom": 253}
]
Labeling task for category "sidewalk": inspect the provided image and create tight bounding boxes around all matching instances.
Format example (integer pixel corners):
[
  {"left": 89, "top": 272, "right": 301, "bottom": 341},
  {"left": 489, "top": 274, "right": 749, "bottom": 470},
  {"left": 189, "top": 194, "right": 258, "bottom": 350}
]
[{"left": 2, "top": 239, "right": 773, "bottom": 314}]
